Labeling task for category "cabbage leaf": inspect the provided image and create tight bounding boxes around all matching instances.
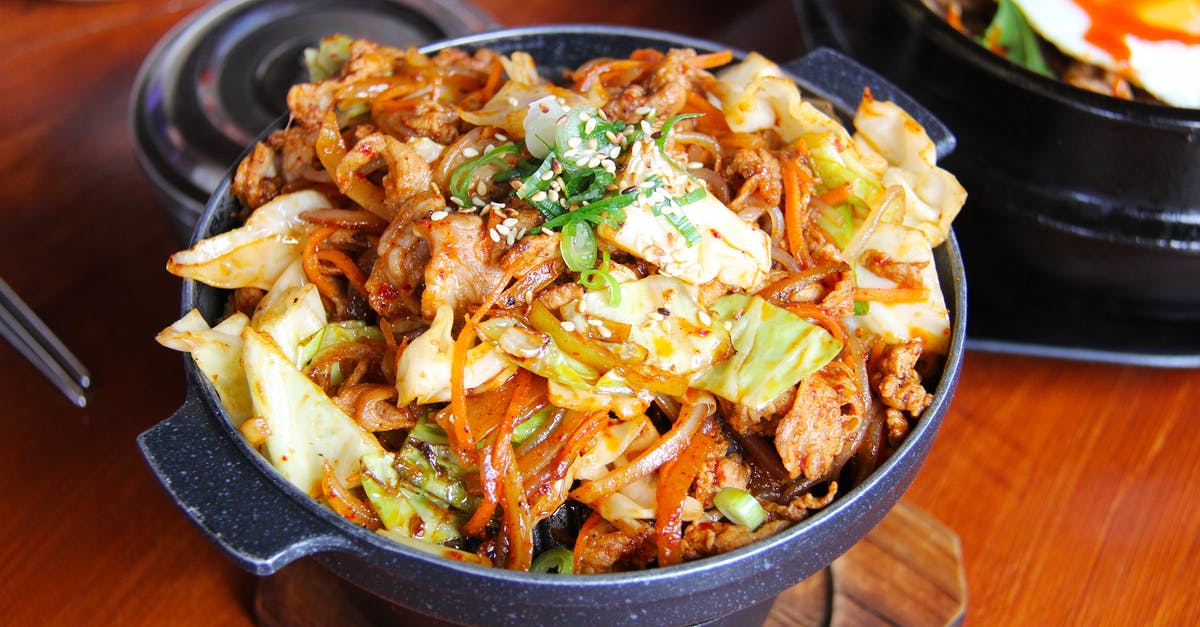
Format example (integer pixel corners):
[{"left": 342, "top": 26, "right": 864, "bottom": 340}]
[{"left": 691, "top": 295, "right": 842, "bottom": 410}]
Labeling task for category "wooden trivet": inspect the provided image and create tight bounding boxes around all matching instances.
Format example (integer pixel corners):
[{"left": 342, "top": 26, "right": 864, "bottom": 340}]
[{"left": 256, "top": 502, "right": 965, "bottom": 626}]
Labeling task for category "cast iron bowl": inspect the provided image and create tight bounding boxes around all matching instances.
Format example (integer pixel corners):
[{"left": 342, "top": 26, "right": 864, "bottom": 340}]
[
  {"left": 796, "top": 0, "right": 1200, "bottom": 319},
  {"left": 138, "top": 25, "right": 967, "bottom": 626}
]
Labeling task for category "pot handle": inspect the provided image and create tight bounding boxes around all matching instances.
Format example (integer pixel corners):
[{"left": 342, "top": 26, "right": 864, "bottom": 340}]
[
  {"left": 784, "top": 47, "right": 957, "bottom": 159},
  {"left": 138, "top": 391, "right": 352, "bottom": 575}
]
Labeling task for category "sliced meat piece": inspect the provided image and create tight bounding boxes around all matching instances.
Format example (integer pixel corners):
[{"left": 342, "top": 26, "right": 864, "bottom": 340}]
[
  {"left": 680, "top": 519, "right": 790, "bottom": 561},
  {"left": 418, "top": 213, "right": 507, "bottom": 322},
  {"left": 775, "top": 368, "right": 857, "bottom": 481}
]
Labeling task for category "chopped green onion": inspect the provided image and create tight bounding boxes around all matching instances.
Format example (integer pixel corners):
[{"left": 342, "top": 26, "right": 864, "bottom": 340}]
[
  {"left": 713, "top": 487, "right": 767, "bottom": 531},
  {"left": 530, "top": 547, "right": 574, "bottom": 574},
  {"left": 511, "top": 407, "right": 551, "bottom": 445},
  {"left": 449, "top": 143, "right": 519, "bottom": 207},
  {"left": 853, "top": 300, "right": 870, "bottom": 316},
  {"left": 578, "top": 250, "right": 622, "bottom": 306},
  {"left": 560, "top": 221, "right": 598, "bottom": 273}
]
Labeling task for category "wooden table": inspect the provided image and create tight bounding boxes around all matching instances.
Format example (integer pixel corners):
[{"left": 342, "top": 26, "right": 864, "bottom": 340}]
[{"left": 1, "top": 1, "right": 1196, "bottom": 624}]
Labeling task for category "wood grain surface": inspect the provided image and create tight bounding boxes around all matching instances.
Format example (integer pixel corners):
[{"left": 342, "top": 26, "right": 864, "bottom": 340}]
[{"left": 0, "top": 1, "right": 1196, "bottom": 625}]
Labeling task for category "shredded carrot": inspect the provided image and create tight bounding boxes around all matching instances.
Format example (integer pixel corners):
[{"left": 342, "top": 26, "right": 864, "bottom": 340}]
[
  {"left": 688, "top": 49, "right": 733, "bottom": 70},
  {"left": 465, "top": 369, "right": 532, "bottom": 536},
  {"left": 302, "top": 227, "right": 344, "bottom": 302},
  {"left": 572, "top": 59, "right": 646, "bottom": 92},
  {"left": 655, "top": 424, "right": 716, "bottom": 567},
  {"left": 550, "top": 411, "right": 609, "bottom": 478},
  {"left": 481, "top": 57, "right": 504, "bottom": 100},
  {"left": 819, "top": 182, "right": 853, "bottom": 207},
  {"left": 315, "top": 249, "right": 369, "bottom": 299},
  {"left": 449, "top": 322, "right": 478, "bottom": 465},
  {"left": 853, "top": 287, "right": 930, "bottom": 304},
  {"left": 449, "top": 270, "right": 517, "bottom": 469},
  {"left": 786, "top": 302, "right": 847, "bottom": 342},
  {"left": 683, "top": 92, "right": 730, "bottom": 135},
  {"left": 781, "top": 158, "right": 810, "bottom": 265}
]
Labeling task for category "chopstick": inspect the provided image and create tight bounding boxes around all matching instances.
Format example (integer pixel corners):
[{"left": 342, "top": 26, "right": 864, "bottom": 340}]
[{"left": 0, "top": 277, "right": 90, "bottom": 408}]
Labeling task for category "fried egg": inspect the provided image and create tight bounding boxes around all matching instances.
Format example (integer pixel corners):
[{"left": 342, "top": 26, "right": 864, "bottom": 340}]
[{"left": 1011, "top": 0, "right": 1200, "bottom": 108}]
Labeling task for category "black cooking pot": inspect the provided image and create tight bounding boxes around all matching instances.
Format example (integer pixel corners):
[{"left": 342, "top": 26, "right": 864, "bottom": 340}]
[
  {"left": 795, "top": 0, "right": 1200, "bottom": 320},
  {"left": 138, "top": 25, "right": 967, "bottom": 626}
]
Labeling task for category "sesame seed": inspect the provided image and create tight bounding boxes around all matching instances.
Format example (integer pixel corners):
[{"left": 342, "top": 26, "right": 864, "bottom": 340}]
[
  {"left": 489, "top": 228, "right": 501, "bottom": 242},
  {"left": 472, "top": 196, "right": 486, "bottom": 207},
  {"left": 588, "top": 156, "right": 603, "bottom": 168},
  {"left": 450, "top": 196, "right": 466, "bottom": 206},
  {"left": 724, "top": 320, "right": 733, "bottom": 331},
  {"left": 588, "top": 138, "right": 598, "bottom": 150},
  {"left": 601, "top": 159, "right": 616, "bottom": 172},
  {"left": 507, "top": 231, "right": 517, "bottom": 245},
  {"left": 598, "top": 326, "right": 612, "bottom": 339},
  {"left": 579, "top": 111, "right": 592, "bottom": 121},
  {"left": 560, "top": 320, "right": 577, "bottom": 332},
  {"left": 430, "top": 210, "right": 449, "bottom": 221},
  {"left": 530, "top": 191, "right": 548, "bottom": 202},
  {"left": 584, "top": 118, "right": 597, "bottom": 134},
  {"left": 567, "top": 137, "right": 581, "bottom": 148},
  {"left": 620, "top": 185, "right": 637, "bottom": 194},
  {"left": 688, "top": 161, "right": 704, "bottom": 169},
  {"left": 511, "top": 180, "right": 524, "bottom": 190},
  {"left": 640, "top": 120, "right": 652, "bottom": 134},
  {"left": 586, "top": 318, "right": 604, "bottom": 326},
  {"left": 502, "top": 217, "right": 519, "bottom": 227},
  {"left": 556, "top": 114, "right": 568, "bottom": 126},
  {"left": 540, "top": 170, "right": 554, "bottom": 181},
  {"left": 698, "top": 311, "right": 712, "bottom": 326},
  {"left": 484, "top": 144, "right": 495, "bottom": 154},
  {"left": 548, "top": 188, "right": 560, "bottom": 202},
  {"left": 605, "top": 131, "right": 619, "bottom": 144},
  {"left": 517, "top": 227, "right": 528, "bottom": 239},
  {"left": 463, "top": 147, "right": 480, "bottom": 157},
  {"left": 648, "top": 311, "right": 664, "bottom": 322},
  {"left": 597, "top": 109, "right": 608, "bottom": 120},
  {"left": 635, "top": 105, "right": 651, "bottom": 116},
  {"left": 476, "top": 180, "right": 488, "bottom": 195},
  {"left": 507, "top": 97, "right": 519, "bottom": 106},
  {"left": 609, "top": 146, "right": 621, "bottom": 159},
  {"left": 551, "top": 159, "right": 562, "bottom": 174},
  {"left": 641, "top": 181, "right": 656, "bottom": 189},
  {"left": 578, "top": 300, "right": 588, "bottom": 313},
  {"left": 495, "top": 133, "right": 508, "bottom": 141},
  {"left": 495, "top": 222, "right": 511, "bottom": 236},
  {"left": 657, "top": 307, "right": 671, "bottom": 317}
]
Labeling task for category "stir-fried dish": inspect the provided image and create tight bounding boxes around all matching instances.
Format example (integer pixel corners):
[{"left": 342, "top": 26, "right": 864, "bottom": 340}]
[{"left": 158, "top": 36, "right": 965, "bottom": 572}]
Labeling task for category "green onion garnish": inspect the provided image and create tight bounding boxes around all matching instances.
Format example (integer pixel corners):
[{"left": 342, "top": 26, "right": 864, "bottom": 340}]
[
  {"left": 713, "top": 487, "right": 767, "bottom": 531},
  {"left": 560, "top": 221, "right": 598, "bottom": 273},
  {"left": 511, "top": 407, "right": 551, "bottom": 446},
  {"left": 530, "top": 547, "right": 574, "bottom": 574},
  {"left": 578, "top": 250, "right": 622, "bottom": 307},
  {"left": 449, "top": 142, "right": 519, "bottom": 207}
]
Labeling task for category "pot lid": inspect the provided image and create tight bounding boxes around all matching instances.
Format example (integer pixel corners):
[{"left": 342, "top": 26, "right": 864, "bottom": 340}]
[{"left": 132, "top": 0, "right": 496, "bottom": 213}]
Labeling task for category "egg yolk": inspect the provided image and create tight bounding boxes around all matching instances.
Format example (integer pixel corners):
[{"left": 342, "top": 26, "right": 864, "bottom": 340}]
[{"left": 1076, "top": 0, "right": 1200, "bottom": 64}]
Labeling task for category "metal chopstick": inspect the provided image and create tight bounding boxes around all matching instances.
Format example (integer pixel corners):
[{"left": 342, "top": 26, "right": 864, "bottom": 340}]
[{"left": 0, "top": 277, "right": 90, "bottom": 407}]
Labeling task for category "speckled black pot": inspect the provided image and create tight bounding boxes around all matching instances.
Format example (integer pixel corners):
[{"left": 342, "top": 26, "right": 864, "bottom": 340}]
[
  {"left": 796, "top": 0, "right": 1200, "bottom": 319},
  {"left": 139, "top": 25, "right": 966, "bottom": 626}
]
